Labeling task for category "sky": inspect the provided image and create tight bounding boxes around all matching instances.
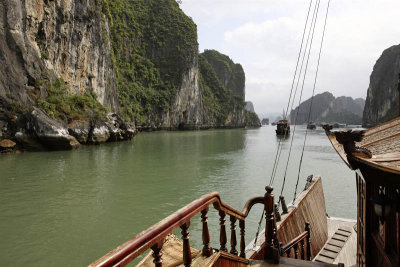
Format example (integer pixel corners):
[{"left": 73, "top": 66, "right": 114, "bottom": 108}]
[{"left": 180, "top": 0, "right": 400, "bottom": 120}]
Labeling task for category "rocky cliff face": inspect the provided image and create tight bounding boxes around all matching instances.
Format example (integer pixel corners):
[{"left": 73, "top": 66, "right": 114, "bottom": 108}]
[
  {"left": 0, "top": 0, "right": 256, "bottom": 151},
  {"left": 245, "top": 101, "right": 255, "bottom": 113},
  {"left": 363, "top": 45, "right": 400, "bottom": 127},
  {"left": 161, "top": 55, "right": 204, "bottom": 130},
  {"left": 290, "top": 92, "right": 365, "bottom": 125},
  {"left": 198, "top": 50, "right": 248, "bottom": 127},
  {"left": 202, "top": 50, "right": 245, "bottom": 100},
  {"left": 0, "top": 0, "right": 119, "bottom": 110}
]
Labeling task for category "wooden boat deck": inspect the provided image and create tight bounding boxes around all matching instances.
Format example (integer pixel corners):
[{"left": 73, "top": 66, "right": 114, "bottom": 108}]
[
  {"left": 249, "top": 258, "right": 339, "bottom": 267},
  {"left": 314, "top": 217, "right": 356, "bottom": 267},
  {"left": 246, "top": 177, "right": 328, "bottom": 260}
]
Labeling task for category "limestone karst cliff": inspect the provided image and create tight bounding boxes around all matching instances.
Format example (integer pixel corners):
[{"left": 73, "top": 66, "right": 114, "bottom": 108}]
[
  {"left": 0, "top": 0, "right": 119, "bottom": 110},
  {"left": 0, "top": 0, "right": 257, "bottom": 151},
  {"left": 290, "top": 92, "right": 365, "bottom": 125},
  {"left": 245, "top": 101, "right": 255, "bottom": 113},
  {"left": 363, "top": 45, "right": 400, "bottom": 127}
]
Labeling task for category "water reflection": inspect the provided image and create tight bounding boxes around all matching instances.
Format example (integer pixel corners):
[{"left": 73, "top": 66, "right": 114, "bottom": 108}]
[{"left": 0, "top": 126, "right": 355, "bottom": 266}]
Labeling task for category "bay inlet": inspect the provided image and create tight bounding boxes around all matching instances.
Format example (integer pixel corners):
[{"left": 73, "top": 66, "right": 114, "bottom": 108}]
[{"left": 0, "top": 126, "right": 355, "bottom": 266}]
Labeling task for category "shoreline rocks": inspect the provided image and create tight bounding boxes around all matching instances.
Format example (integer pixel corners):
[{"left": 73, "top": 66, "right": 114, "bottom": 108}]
[
  {"left": 4, "top": 108, "right": 137, "bottom": 153},
  {"left": 0, "top": 139, "right": 16, "bottom": 153}
]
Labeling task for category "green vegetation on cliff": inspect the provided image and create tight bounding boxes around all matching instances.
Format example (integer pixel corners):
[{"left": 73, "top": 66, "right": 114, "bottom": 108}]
[
  {"left": 102, "top": 0, "right": 198, "bottom": 121},
  {"left": 198, "top": 51, "right": 245, "bottom": 124},
  {"left": 37, "top": 78, "right": 109, "bottom": 122},
  {"left": 245, "top": 110, "right": 261, "bottom": 127},
  {"left": 201, "top": 50, "right": 245, "bottom": 100}
]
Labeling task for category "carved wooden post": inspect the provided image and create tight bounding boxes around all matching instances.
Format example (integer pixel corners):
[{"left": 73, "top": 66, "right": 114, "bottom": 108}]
[
  {"left": 230, "top": 216, "right": 238, "bottom": 255},
  {"left": 151, "top": 241, "right": 163, "bottom": 267},
  {"left": 279, "top": 195, "right": 288, "bottom": 214},
  {"left": 239, "top": 220, "right": 246, "bottom": 258},
  {"left": 201, "top": 208, "right": 213, "bottom": 257},
  {"left": 180, "top": 221, "right": 192, "bottom": 267},
  {"left": 294, "top": 243, "right": 298, "bottom": 259},
  {"left": 219, "top": 210, "right": 228, "bottom": 252},
  {"left": 264, "top": 186, "right": 275, "bottom": 260},
  {"left": 300, "top": 240, "right": 305, "bottom": 260},
  {"left": 305, "top": 222, "right": 311, "bottom": 260}
]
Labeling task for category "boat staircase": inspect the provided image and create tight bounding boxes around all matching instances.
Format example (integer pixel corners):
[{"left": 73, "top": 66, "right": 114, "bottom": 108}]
[{"left": 89, "top": 179, "right": 344, "bottom": 267}]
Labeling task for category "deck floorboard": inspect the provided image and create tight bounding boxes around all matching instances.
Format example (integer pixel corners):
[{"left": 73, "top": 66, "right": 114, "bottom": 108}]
[{"left": 314, "top": 217, "right": 356, "bottom": 267}]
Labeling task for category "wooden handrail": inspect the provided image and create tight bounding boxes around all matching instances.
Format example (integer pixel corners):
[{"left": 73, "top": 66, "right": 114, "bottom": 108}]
[
  {"left": 281, "top": 231, "right": 308, "bottom": 253},
  {"left": 281, "top": 222, "right": 311, "bottom": 261},
  {"left": 89, "top": 192, "right": 264, "bottom": 267}
]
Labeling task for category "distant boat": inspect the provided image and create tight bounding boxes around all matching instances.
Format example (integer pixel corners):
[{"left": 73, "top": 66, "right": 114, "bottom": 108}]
[
  {"left": 276, "top": 120, "right": 290, "bottom": 135},
  {"left": 307, "top": 122, "right": 316, "bottom": 130},
  {"left": 332, "top": 122, "right": 346, "bottom": 128}
]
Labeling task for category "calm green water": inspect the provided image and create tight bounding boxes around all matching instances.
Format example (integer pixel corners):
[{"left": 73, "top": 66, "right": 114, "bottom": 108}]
[{"left": 0, "top": 126, "right": 356, "bottom": 266}]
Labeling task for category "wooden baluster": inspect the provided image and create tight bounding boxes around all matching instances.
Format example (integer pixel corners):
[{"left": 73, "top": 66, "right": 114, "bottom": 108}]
[
  {"left": 219, "top": 210, "right": 228, "bottom": 252},
  {"left": 300, "top": 240, "right": 305, "bottom": 260},
  {"left": 201, "top": 208, "right": 213, "bottom": 257},
  {"left": 286, "top": 250, "right": 290, "bottom": 257},
  {"left": 151, "top": 241, "right": 163, "bottom": 267},
  {"left": 272, "top": 228, "right": 280, "bottom": 264},
  {"left": 305, "top": 222, "right": 311, "bottom": 260},
  {"left": 294, "top": 243, "right": 298, "bottom": 259},
  {"left": 239, "top": 220, "right": 246, "bottom": 258},
  {"left": 264, "top": 186, "right": 275, "bottom": 260},
  {"left": 180, "top": 221, "right": 192, "bottom": 267},
  {"left": 230, "top": 216, "right": 238, "bottom": 255}
]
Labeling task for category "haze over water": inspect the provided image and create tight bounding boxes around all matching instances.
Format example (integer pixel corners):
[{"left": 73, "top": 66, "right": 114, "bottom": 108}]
[{"left": 0, "top": 126, "right": 355, "bottom": 266}]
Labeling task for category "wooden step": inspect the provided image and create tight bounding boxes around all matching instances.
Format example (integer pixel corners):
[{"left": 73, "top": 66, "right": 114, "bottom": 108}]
[
  {"left": 314, "top": 225, "right": 352, "bottom": 264},
  {"left": 249, "top": 258, "right": 341, "bottom": 266}
]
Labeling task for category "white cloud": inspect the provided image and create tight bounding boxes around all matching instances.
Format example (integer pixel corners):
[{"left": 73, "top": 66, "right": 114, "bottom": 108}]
[{"left": 181, "top": 0, "right": 400, "bottom": 116}]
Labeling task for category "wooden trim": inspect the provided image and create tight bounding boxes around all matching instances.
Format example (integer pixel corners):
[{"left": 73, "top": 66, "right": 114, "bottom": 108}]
[
  {"left": 219, "top": 251, "right": 250, "bottom": 264},
  {"left": 281, "top": 231, "right": 308, "bottom": 253},
  {"left": 352, "top": 157, "right": 400, "bottom": 176},
  {"left": 371, "top": 233, "right": 395, "bottom": 266},
  {"left": 325, "top": 133, "right": 352, "bottom": 169},
  {"left": 89, "top": 193, "right": 264, "bottom": 267},
  {"left": 248, "top": 178, "right": 327, "bottom": 260}
]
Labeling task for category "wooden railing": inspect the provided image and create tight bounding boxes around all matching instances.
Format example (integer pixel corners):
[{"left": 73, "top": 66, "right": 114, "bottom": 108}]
[
  {"left": 281, "top": 222, "right": 311, "bottom": 260},
  {"left": 89, "top": 192, "right": 264, "bottom": 267}
]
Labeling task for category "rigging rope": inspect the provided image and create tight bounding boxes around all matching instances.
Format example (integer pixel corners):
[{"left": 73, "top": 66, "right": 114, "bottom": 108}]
[
  {"left": 255, "top": 0, "right": 316, "bottom": 249},
  {"left": 273, "top": 0, "right": 320, "bottom": 189},
  {"left": 279, "top": 0, "right": 321, "bottom": 199},
  {"left": 293, "top": 0, "right": 331, "bottom": 202},
  {"left": 253, "top": 0, "right": 331, "bottom": 252},
  {"left": 268, "top": 0, "right": 314, "bottom": 187}
]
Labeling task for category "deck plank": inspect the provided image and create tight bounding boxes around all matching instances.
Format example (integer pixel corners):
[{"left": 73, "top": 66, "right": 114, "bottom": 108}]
[
  {"left": 314, "top": 217, "right": 356, "bottom": 267},
  {"left": 323, "top": 245, "right": 341, "bottom": 253},
  {"left": 249, "top": 258, "right": 340, "bottom": 266}
]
